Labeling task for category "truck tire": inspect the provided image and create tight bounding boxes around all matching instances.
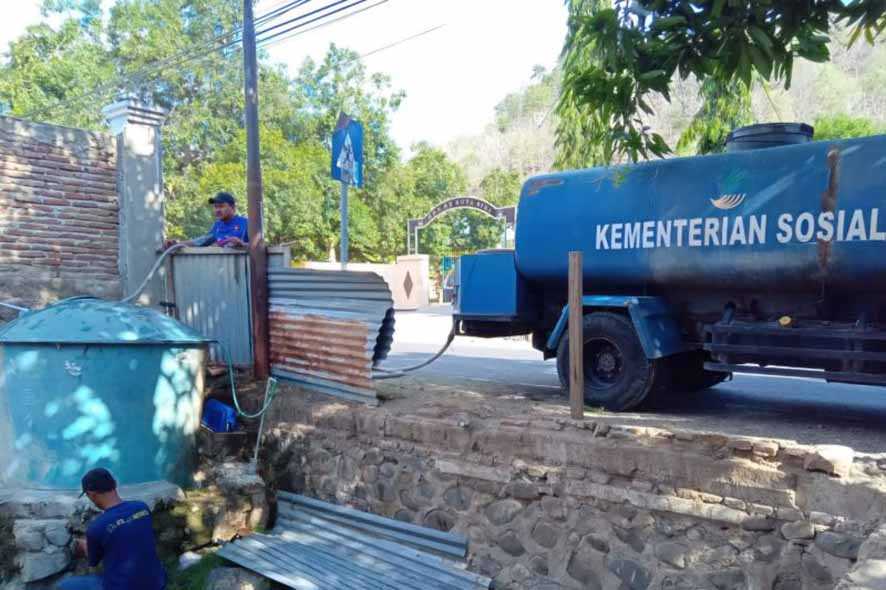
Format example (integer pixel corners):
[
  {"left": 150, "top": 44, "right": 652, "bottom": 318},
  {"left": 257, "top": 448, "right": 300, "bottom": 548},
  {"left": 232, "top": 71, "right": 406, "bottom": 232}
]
[
  {"left": 670, "top": 351, "right": 730, "bottom": 393},
  {"left": 555, "top": 312, "right": 667, "bottom": 411}
]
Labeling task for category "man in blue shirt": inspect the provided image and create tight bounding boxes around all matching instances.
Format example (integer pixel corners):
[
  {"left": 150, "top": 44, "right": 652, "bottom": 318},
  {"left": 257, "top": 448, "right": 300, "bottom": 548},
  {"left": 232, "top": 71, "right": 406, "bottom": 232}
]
[
  {"left": 56, "top": 468, "right": 166, "bottom": 590},
  {"left": 205, "top": 191, "right": 249, "bottom": 247},
  {"left": 166, "top": 191, "right": 249, "bottom": 248}
]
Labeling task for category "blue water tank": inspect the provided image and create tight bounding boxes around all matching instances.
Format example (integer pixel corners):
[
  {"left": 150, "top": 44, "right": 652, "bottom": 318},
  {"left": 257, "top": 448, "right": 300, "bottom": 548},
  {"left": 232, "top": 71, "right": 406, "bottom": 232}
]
[{"left": 0, "top": 297, "right": 211, "bottom": 489}]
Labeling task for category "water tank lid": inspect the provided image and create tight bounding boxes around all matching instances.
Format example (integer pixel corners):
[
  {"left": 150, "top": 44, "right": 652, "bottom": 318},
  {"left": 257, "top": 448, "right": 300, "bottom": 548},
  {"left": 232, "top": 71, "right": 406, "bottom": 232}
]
[
  {"left": 0, "top": 297, "right": 211, "bottom": 344},
  {"left": 726, "top": 122, "right": 814, "bottom": 142}
]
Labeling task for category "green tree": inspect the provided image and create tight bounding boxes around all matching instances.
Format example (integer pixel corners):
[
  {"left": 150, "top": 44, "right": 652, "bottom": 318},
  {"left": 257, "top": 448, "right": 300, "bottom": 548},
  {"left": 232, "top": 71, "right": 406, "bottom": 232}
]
[
  {"left": 1, "top": 1, "right": 413, "bottom": 263},
  {"left": 557, "top": 0, "right": 886, "bottom": 165},
  {"left": 472, "top": 168, "right": 521, "bottom": 250},
  {"left": 288, "top": 45, "right": 406, "bottom": 261},
  {"left": 676, "top": 77, "right": 753, "bottom": 155},
  {"left": 479, "top": 168, "right": 521, "bottom": 205},
  {"left": 0, "top": 14, "right": 114, "bottom": 127},
  {"left": 403, "top": 144, "right": 468, "bottom": 258},
  {"left": 813, "top": 114, "right": 880, "bottom": 141}
]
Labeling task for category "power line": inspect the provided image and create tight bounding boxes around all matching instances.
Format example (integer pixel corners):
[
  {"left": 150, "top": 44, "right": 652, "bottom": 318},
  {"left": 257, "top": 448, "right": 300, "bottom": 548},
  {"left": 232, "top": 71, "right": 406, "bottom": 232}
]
[
  {"left": 115, "top": 0, "right": 376, "bottom": 93},
  {"left": 256, "top": 0, "right": 373, "bottom": 44},
  {"left": 19, "top": 0, "right": 438, "bottom": 124},
  {"left": 257, "top": 0, "right": 352, "bottom": 38},
  {"left": 120, "top": 0, "right": 325, "bottom": 91},
  {"left": 358, "top": 24, "right": 444, "bottom": 59},
  {"left": 256, "top": 0, "right": 388, "bottom": 47},
  {"left": 255, "top": 0, "right": 312, "bottom": 26},
  {"left": 20, "top": 0, "right": 315, "bottom": 119}
]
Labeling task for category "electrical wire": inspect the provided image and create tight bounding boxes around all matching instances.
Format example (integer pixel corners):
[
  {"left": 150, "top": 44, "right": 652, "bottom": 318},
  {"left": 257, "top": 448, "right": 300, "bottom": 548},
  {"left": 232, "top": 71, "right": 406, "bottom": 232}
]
[
  {"left": 255, "top": 0, "right": 313, "bottom": 26},
  {"left": 20, "top": 0, "right": 315, "bottom": 120},
  {"left": 257, "top": 0, "right": 388, "bottom": 46},
  {"left": 256, "top": 0, "right": 356, "bottom": 40},
  {"left": 357, "top": 24, "right": 444, "bottom": 59},
  {"left": 21, "top": 0, "right": 440, "bottom": 123}
]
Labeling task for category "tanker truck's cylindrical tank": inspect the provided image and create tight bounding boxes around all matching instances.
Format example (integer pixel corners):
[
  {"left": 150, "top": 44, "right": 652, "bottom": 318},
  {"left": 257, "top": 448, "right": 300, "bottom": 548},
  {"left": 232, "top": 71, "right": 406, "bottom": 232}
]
[
  {"left": 0, "top": 297, "right": 210, "bottom": 489},
  {"left": 515, "top": 133, "right": 886, "bottom": 295}
]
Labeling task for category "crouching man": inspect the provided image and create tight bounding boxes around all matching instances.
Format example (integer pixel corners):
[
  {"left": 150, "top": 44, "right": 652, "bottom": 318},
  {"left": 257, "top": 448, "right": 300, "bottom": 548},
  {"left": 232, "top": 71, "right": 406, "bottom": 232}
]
[{"left": 57, "top": 468, "right": 167, "bottom": 590}]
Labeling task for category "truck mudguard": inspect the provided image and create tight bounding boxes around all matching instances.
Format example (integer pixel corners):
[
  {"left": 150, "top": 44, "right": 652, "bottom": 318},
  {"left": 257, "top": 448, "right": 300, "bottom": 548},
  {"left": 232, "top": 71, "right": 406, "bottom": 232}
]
[{"left": 545, "top": 296, "right": 687, "bottom": 359}]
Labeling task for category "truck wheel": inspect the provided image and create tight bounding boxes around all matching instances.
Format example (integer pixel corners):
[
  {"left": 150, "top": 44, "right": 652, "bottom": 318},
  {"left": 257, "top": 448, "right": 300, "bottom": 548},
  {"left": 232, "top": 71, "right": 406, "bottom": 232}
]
[
  {"left": 556, "top": 312, "right": 666, "bottom": 411},
  {"left": 670, "top": 352, "right": 730, "bottom": 392}
]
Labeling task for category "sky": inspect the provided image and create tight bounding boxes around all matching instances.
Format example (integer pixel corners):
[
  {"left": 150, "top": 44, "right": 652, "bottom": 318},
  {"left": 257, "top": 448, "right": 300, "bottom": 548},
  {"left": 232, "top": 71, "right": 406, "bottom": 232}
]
[{"left": 0, "top": 0, "right": 568, "bottom": 150}]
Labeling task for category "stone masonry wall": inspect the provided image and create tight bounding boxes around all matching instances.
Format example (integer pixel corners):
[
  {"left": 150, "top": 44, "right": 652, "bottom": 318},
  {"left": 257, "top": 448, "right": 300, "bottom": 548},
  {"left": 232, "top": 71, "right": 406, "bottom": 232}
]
[
  {"left": 262, "top": 395, "right": 886, "bottom": 590},
  {"left": 0, "top": 116, "right": 120, "bottom": 316},
  {"left": 0, "top": 464, "right": 268, "bottom": 589}
]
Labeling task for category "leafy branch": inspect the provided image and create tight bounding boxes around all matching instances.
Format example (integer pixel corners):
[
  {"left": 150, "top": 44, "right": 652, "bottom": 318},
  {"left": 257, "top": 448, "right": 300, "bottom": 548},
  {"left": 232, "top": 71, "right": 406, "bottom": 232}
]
[{"left": 556, "top": 0, "right": 886, "bottom": 167}]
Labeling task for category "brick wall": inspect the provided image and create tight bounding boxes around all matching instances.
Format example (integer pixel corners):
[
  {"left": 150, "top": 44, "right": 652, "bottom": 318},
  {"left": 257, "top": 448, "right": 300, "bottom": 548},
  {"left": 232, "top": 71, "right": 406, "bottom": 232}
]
[{"left": 0, "top": 116, "right": 121, "bottom": 316}]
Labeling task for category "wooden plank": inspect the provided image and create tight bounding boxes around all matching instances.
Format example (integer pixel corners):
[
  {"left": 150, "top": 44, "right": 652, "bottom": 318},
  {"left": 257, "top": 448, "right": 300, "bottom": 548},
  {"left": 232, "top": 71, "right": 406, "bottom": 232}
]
[{"left": 568, "top": 251, "right": 584, "bottom": 420}]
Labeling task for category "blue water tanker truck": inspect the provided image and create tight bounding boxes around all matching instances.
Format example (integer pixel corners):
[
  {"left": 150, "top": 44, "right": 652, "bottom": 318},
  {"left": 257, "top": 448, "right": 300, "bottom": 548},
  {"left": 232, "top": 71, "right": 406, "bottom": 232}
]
[{"left": 453, "top": 123, "right": 886, "bottom": 411}]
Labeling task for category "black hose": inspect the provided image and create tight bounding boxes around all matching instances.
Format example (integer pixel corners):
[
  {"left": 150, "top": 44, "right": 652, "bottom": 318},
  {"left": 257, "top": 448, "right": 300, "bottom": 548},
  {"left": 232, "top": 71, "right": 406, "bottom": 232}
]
[{"left": 372, "top": 325, "right": 456, "bottom": 380}]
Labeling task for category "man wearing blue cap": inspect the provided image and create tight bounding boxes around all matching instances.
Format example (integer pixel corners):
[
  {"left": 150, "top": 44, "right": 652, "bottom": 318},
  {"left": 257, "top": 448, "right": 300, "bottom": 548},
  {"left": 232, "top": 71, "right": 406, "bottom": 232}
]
[
  {"left": 165, "top": 191, "right": 250, "bottom": 248},
  {"left": 56, "top": 468, "right": 166, "bottom": 590},
  {"left": 204, "top": 191, "right": 249, "bottom": 248}
]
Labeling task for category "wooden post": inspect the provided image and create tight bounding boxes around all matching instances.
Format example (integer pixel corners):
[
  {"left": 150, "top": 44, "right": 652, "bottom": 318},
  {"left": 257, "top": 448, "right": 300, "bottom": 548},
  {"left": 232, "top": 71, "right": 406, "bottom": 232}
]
[
  {"left": 568, "top": 251, "right": 584, "bottom": 419},
  {"left": 164, "top": 254, "right": 178, "bottom": 319}
]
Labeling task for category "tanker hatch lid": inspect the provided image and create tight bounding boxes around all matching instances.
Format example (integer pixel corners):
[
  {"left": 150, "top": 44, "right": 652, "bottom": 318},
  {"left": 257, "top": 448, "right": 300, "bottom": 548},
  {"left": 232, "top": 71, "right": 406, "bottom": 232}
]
[
  {"left": 726, "top": 122, "right": 814, "bottom": 151},
  {"left": 0, "top": 296, "right": 211, "bottom": 344}
]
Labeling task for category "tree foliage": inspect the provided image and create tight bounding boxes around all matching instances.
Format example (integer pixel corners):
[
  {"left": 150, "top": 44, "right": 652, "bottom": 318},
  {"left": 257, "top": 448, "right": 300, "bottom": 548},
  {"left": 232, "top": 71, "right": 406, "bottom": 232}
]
[
  {"left": 813, "top": 113, "right": 881, "bottom": 141},
  {"left": 448, "top": 67, "right": 558, "bottom": 189},
  {"left": 676, "top": 77, "right": 753, "bottom": 155},
  {"left": 557, "top": 0, "right": 886, "bottom": 166},
  {"left": 0, "top": 0, "right": 518, "bottom": 263}
]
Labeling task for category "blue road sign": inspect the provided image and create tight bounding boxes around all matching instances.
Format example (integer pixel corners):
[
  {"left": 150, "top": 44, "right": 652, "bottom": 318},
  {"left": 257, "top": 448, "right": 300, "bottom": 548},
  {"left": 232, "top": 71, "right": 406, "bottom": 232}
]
[{"left": 332, "top": 114, "right": 363, "bottom": 188}]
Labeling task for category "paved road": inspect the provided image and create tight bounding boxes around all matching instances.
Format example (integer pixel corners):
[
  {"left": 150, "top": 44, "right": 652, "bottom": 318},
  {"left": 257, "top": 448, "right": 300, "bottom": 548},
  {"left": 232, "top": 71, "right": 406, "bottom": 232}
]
[{"left": 383, "top": 306, "right": 886, "bottom": 453}]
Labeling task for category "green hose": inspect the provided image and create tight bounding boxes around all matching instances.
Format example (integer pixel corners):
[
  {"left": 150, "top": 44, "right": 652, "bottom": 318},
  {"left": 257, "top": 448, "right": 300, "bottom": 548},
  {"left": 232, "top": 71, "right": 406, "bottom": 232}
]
[{"left": 218, "top": 341, "right": 279, "bottom": 419}]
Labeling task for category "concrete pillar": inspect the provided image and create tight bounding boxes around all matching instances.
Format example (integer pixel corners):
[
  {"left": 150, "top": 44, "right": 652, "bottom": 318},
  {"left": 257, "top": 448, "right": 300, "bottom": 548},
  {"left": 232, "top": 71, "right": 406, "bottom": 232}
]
[
  {"left": 393, "top": 255, "right": 430, "bottom": 310},
  {"left": 102, "top": 98, "right": 168, "bottom": 305}
]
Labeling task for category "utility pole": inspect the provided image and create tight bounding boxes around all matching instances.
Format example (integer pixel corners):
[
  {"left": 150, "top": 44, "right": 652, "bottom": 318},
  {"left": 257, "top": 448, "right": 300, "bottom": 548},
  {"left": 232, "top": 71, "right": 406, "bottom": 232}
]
[{"left": 243, "top": 0, "right": 270, "bottom": 379}]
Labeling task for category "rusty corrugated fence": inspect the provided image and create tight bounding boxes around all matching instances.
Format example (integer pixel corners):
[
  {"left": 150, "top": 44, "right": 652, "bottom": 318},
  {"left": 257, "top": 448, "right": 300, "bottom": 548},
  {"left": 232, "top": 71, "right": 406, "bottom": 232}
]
[{"left": 268, "top": 267, "right": 395, "bottom": 404}]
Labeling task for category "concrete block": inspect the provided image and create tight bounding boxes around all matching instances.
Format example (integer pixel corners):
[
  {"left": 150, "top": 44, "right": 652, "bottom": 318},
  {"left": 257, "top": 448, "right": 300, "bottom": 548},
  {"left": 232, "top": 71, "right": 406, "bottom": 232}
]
[
  {"left": 17, "top": 547, "right": 69, "bottom": 583},
  {"left": 436, "top": 459, "right": 512, "bottom": 483},
  {"left": 804, "top": 445, "right": 854, "bottom": 478}
]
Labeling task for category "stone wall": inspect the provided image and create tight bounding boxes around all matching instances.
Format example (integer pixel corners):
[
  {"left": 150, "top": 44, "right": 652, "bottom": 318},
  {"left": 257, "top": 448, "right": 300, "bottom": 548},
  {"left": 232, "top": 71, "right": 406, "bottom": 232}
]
[
  {"left": 0, "top": 464, "right": 268, "bottom": 589},
  {"left": 0, "top": 116, "right": 121, "bottom": 314},
  {"left": 262, "top": 395, "right": 886, "bottom": 590},
  {"left": 836, "top": 523, "right": 886, "bottom": 589}
]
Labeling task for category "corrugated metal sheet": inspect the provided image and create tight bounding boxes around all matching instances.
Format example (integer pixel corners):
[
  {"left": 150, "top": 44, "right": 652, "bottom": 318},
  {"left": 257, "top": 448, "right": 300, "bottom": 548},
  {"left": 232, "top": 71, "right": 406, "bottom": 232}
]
[
  {"left": 217, "top": 492, "right": 491, "bottom": 590},
  {"left": 268, "top": 268, "right": 396, "bottom": 404},
  {"left": 171, "top": 248, "right": 253, "bottom": 365}
]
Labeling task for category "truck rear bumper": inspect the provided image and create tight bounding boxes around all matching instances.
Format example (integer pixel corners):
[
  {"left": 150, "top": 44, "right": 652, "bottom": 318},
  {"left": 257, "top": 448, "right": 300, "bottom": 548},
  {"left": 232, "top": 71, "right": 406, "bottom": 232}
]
[
  {"left": 704, "top": 319, "right": 886, "bottom": 385},
  {"left": 454, "top": 314, "right": 534, "bottom": 339}
]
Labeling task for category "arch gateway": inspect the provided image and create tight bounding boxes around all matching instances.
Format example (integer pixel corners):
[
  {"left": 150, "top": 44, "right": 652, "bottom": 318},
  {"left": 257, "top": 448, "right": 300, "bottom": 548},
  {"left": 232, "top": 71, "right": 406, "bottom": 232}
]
[{"left": 406, "top": 196, "right": 517, "bottom": 255}]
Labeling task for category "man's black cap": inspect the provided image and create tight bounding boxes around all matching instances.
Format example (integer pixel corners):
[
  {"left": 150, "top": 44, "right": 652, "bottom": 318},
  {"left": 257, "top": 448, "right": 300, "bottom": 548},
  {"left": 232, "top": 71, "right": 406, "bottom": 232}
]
[
  {"left": 208, "top": 191, "right": 236, "bottom": 206},
  {"left": 80, "top": 468, "right": 117, "bottom": 497}
]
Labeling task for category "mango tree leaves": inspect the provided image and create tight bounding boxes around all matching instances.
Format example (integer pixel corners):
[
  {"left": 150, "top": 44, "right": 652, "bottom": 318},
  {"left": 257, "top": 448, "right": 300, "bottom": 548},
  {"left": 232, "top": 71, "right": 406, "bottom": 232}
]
[{"left": 556, "top": 0, "right": 886, "bottom": 166}]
